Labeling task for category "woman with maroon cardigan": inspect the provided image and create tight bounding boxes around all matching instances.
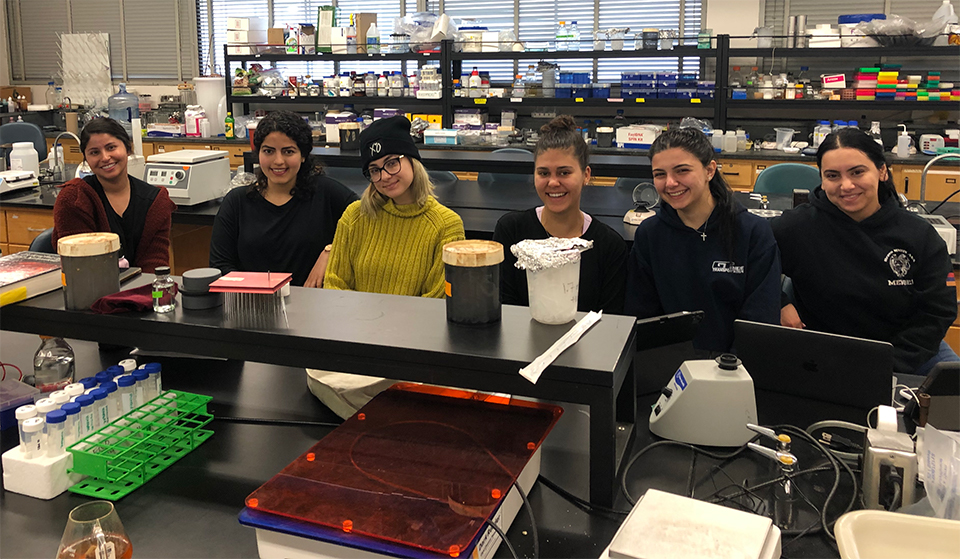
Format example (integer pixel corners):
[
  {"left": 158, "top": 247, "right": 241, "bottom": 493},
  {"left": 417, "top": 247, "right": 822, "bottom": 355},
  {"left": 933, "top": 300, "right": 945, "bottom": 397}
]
[{"left": 53, "top": 118, "right": 175, "bottom": 273}]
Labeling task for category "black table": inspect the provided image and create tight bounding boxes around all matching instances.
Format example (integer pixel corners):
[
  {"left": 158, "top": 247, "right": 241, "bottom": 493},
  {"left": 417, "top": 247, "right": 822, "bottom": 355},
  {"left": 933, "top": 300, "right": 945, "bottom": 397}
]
[{"left": 1, "top": 277, "right": 637, "bottom": 507}]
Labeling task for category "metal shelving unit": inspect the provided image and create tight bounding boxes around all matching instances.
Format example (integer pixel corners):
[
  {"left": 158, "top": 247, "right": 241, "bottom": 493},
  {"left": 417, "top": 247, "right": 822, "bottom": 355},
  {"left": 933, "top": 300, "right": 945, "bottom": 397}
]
[{"left": 223, "top": 38, "right": 958, "bottom": 129}]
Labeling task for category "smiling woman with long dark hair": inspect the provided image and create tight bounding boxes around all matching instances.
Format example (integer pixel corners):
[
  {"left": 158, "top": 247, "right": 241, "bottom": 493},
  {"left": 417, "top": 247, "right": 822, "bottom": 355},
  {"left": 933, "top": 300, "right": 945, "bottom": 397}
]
[
  {"left": 773, "top": 128, "right": 957, "bottom": 375},
  {"left": 208, "top": 111, "right": 358, "bottom": 287}
]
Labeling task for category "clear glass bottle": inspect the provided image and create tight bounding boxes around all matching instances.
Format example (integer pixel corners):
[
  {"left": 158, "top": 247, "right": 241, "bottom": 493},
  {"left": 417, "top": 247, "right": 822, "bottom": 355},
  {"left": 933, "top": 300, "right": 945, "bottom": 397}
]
[
  {"left": 746, "top": 67, "right": 761, "bottom": 99},
  {"left": 512, "top": 74, "right": 525, "bottom": 98},
  {"left": 45, "top": 81, "right": 58, "bottom": 106},
  {"left": 152, "top": 266, "right": 176, "bottom": 313},
  {"left": 570, "top": 21, "right": 581, "bottom": 51},
  {"left": 33, "top": 336, "right": 75, "bottom": 393}
]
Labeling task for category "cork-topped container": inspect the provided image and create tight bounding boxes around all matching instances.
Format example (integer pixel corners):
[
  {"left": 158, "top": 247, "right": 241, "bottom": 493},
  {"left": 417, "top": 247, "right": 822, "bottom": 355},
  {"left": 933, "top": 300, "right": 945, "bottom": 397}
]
[
  {"left": 57, "top": 233, "right": 121, "bottom": 310},
  {"left": 442, "top": 240, "right": 504, "bottom": 325}
]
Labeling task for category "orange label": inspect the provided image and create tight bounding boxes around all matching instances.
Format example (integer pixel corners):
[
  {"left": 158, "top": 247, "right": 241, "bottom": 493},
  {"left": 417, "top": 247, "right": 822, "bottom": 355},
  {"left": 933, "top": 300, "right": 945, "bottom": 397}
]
[
  {"left": 61, "top": 272, "right": 67, "bottom": 286},
  {"left": 444, "top": 281, "right": 452, "bottom": 298}
]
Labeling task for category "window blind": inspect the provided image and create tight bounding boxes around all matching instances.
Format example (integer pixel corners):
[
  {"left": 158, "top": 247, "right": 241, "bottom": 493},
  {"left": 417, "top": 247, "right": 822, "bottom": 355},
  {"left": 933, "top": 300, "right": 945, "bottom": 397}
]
[
  {"left": 7, "top": 0, "right": 196, "bottom": 82},
  {"left": 763, "top": 0, "right": 959, "bottom": 34}
]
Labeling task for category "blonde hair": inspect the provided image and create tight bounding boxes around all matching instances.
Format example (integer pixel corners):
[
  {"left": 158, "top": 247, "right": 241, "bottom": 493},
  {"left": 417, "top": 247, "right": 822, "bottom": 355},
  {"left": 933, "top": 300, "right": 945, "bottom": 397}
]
[{"left": 360, "top": 156, "right": 436, "bottom": 217}]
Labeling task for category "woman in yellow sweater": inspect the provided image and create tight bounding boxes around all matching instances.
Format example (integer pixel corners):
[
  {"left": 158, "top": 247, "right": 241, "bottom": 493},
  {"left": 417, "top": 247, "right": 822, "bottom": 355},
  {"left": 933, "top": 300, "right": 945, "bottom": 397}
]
[
  {"left": 323, "top": 116, "right": 465, "bottom": 296},
  {"left": 313, "top": 117, "right": 464, "bottom": 417}
]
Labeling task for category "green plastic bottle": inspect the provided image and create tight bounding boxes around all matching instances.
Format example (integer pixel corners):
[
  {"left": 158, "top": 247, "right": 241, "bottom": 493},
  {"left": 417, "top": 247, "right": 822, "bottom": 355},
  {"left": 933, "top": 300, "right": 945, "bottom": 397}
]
[{"left": 224, "top": 112, "right": 235, "bottom": 139}]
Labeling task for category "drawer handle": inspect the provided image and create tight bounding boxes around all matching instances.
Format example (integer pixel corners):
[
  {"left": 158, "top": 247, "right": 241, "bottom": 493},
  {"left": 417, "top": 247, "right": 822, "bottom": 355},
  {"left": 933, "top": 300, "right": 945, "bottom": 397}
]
[
  {"left": 722, "top": 172, "right": 741, "bottom": 177},
  {"left": 27, "top": 227, "right": 47, "bottom": 232},
  {"left": 947, "top": 178, "right": 957, "bottom": 184}
]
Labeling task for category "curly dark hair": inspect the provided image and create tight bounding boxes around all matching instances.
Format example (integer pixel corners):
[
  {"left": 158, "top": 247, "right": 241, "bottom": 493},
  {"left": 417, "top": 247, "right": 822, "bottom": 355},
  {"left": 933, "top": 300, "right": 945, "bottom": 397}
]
[{"left": 250, "top": 111, "right": 321, "bottom": 199}]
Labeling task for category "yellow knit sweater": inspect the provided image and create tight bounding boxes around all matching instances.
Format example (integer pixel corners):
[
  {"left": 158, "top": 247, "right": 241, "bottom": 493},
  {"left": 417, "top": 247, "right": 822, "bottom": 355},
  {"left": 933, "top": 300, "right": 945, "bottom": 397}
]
[{"left": 324, "top": 197, "right": 465, "bottom": 297}]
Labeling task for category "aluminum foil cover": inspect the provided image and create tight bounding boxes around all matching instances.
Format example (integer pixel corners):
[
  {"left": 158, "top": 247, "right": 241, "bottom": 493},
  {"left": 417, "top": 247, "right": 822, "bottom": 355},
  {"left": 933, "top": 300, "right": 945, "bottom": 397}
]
[{"left": 511, "top": 237, "right": 593, "bottom": 272}]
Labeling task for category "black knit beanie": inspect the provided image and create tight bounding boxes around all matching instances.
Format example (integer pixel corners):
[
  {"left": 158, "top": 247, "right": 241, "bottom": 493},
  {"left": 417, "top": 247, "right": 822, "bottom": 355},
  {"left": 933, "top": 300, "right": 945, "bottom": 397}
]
[{"left": 358, "top": 116, "right": 421, "bottom": 172}]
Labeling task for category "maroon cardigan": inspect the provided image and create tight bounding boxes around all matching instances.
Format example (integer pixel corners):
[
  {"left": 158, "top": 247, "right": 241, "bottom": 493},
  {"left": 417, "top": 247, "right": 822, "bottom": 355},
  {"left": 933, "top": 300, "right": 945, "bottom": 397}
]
[{"left": 52, "top": 177, "right": 176, "bottom": 273}]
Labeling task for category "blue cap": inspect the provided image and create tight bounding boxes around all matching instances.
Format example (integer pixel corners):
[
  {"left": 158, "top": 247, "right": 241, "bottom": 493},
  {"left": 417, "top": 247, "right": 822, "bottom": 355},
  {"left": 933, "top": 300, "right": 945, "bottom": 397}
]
[
  {"left": 46, "top": 409, "right": 67, "bottom": 424},
  {"left": 143, "top": 363, "right": 162, "bottom": 374},
  {"left": 106, "top": 365, "right": 124, "bottom": 378},
  {"left": 76, "top": 394, "right": 94, "bottom": 407},
  {"left": 132, "top": 371, "right": 149, "bottom": 382},
  {"left": 91, "top": 388, "right": 107, "bottom": 401},
  {"left": 78, "top": 377, "right": 98, "bottom": 389},
  {"left": 101, "top": 381, "right": 117, "bottom": 394},
  {"left": 117, "top": 375, "right": 136, "bottom": 388},
  {"left": 94, "top": 371, "right": 112, "bottom": 385},
  {"left": 61, "top": 402, "right": 81, "bottom": 416},
  {"left": 848, "top": 120, "right": 858, "bottom": 127}
]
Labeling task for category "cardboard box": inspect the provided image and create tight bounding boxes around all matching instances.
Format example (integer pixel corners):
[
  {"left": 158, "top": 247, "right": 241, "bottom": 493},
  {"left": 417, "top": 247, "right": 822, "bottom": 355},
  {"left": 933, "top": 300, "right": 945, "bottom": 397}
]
[
  {"left": 299, "top": 24, "right": 316, "bottom": 54},
  {"left": 227, "top": 17, "right": 267, "bottom": 31},
  {"left": 226, "top": 29, "right": 267, "bottom": 43},
  {"left": 0, "top": 87, "right": 31, "bottom": 110},
  {"left": 354, "top": 13, "right": 377, "bottom": 54},
  {"left": 316, "top": 6, "right": 336, "bottom": 53},
  {"left": 330, "top": 27, "right": 347, "bottom": 54},
  {"left": 267, "top": 28, "right": 285, "bottom": 46}
]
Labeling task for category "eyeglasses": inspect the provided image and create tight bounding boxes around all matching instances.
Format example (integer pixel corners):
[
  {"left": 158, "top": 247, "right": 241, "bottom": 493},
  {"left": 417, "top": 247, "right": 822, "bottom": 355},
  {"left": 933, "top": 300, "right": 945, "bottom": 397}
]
[{"left": 363, "top": 155, "right": 404, "bottom": 181}]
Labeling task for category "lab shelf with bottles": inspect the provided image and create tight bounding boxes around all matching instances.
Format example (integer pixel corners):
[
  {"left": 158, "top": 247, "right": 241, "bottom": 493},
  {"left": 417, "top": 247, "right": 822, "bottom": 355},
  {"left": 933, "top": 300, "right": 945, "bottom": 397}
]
[
  {"left": 226, "top": 94, "right": 444, "bottom": 108},
  {"left": 448, "top": 97, "right": 714, "bottom": 109},
  {"left": 726, "top": 44, "right": 960, "bottom": 59},
  {"left": 449, "top": 45, "right": 717, "bottom": 61}
]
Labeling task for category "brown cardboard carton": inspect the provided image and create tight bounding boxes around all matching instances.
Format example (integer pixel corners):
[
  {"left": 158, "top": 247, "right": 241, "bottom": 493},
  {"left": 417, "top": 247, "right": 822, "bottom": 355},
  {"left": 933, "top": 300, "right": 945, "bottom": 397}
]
[
  {"left": 354, "top": 13, "right": 377, "bottom": 54},
  {"left": 267, "top": 28, "right": 285, "bottom": 46}
]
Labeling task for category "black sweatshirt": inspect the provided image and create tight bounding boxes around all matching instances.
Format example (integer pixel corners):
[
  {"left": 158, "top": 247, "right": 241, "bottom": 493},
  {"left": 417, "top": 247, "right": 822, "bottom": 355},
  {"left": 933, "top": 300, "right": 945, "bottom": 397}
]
[
  {"left": 209, "top": 175, "right": 358, "bottom": 286},
  {"left": 625, "top": 201, "right": 782, "bottom": 353},
  {"left": 492, "top": 208, "right": 628, "bottom": 314},
  {"left": 772, "top": 187, "right": 957, "bottom": 375}
]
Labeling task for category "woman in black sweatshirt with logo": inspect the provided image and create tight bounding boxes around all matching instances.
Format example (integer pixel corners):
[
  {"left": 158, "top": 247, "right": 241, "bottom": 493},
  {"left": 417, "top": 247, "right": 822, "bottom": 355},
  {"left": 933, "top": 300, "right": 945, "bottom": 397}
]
[
  {"left": 772, "top": 128, "right": 957, "bottom": 375},
  {"left": 625, "top": 128, "right": 781, "bottom": 353}
]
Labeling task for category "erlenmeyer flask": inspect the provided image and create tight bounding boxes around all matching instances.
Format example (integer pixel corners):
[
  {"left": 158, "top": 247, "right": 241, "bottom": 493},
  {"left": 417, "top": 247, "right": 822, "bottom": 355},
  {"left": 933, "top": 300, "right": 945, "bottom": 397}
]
[{"left": 56, "top": 501, "right": 133, "bottom": 559}]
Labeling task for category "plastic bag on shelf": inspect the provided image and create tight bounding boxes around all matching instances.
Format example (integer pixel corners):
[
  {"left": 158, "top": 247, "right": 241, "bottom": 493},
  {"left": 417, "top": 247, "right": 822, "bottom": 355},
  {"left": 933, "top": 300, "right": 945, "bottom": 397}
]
[
  {"left": 253, "top": 68, "right": 289, "bottom": 96},
  {"left": 499, "top": 30, "right": 522, "bottom": 52},
  {"left": 679, "top": 117, "right": 713, "bottom": 134},
  {"left": 396, "top": 12, "right": 453, "bottom": 53},
  {"left": 855, "top": 15, "right": 936, "bottom": 47}
]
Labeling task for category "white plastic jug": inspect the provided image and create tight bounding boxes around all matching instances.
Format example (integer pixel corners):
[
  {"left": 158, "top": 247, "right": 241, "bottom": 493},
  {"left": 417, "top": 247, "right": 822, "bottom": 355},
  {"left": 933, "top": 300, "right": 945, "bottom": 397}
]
[{"left": 9, "top": 141, "right": 40, "bottom": 177}]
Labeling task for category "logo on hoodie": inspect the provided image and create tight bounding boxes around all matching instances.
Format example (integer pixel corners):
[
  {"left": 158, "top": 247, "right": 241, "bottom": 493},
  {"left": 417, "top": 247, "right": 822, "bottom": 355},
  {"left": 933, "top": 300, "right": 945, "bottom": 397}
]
[
  {"left": 884, "top": 249, "right": 914, "bottom": 286},
  {"left": 712, "top": 261, "right": 744, "bottom": 274}
]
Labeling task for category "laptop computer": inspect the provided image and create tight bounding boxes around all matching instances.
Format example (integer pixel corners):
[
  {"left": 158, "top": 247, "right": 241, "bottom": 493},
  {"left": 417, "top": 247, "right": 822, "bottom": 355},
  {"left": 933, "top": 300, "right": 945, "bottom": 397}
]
[{"left": 733, "top": 319, "right": 894, "bottom": 411}]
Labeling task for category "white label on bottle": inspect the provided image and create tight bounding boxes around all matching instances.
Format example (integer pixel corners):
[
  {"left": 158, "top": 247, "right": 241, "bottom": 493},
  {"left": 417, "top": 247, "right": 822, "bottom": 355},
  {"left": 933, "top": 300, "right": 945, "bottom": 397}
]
[
  {"left": 10, "top": 157, "right": 23, "bottom": 170},
  {"left": 122, "top": 393, "right": 133, "bottom": 414},
  {"left": 95, "top": 541, "right": 117, "bottom": 559},
  {"left": 84, "top": 412, "right": 95, "bottom": 434},
  {"left": 99, "top": 404, "right": 109, "bottom": 426}
]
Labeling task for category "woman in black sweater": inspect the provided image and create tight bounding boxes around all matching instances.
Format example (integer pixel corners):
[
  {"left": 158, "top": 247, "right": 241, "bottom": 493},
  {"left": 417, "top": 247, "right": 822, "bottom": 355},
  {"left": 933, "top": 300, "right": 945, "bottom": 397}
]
[
  {"left": 492, "top": 115, "right": 627, "bottom": 313},
  {"left": 773, "top": 128, "right": 957, "bottom": 375}
]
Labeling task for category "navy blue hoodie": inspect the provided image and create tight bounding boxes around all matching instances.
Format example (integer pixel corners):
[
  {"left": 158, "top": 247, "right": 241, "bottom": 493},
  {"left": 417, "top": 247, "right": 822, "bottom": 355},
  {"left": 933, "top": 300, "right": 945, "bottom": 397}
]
[
  {"left": 625, "top": 200, "right": 782, "bottom": 352},
  {"left": 772, "top": 186, "right": 956, "bottom": 374}
]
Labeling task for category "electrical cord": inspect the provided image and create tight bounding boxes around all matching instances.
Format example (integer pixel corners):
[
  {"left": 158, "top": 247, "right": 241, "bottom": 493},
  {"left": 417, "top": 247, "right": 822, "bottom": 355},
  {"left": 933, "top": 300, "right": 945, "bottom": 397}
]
[
  {"left": 620, "top": 437, "right": 759, "bottom": 506},
  {"left": 483, "top": 517, "right": 520, "bottom": 559},
  {"left": 537, "top": 474, "right": 628, "bottom": 517},
  {"left": 776, "top": 425, "right": 858, "bottom": 541},
  {"left": 929, "top": 188, "right": 960, "bottom": 214},
  {"left": 0, "top": 362, "right": 24, "bottom": 382},
  {"left": 806, "top": 420, "right": 866, "bottom": 463},
  {"left": 513, "top": 480, "right": 539, "bottom": 559}
]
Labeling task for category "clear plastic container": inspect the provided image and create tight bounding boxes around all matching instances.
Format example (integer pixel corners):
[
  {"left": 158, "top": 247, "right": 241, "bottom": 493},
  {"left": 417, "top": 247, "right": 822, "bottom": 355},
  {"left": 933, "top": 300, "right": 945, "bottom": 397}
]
[
  {"left": 142, "top": 363, "right": 162, "bottom": 402},
  {"left": 16, "top": 404, "right": 37, "bottom": 453},
  {"left": 132, "top": 370, "right": 149, "bottom": 407},
  {"left": 116, "top": 376, "right": 136, "bottom": 414},
  {"left": 526, "top": 260, "right": 581, "bottom": 325},
  {"left": 364, "top": 72, "right": 378, "bottom": 97},
  {"left": 90, "top": 388, "right": 109, "bottom": 429},
  {"left": 35, "top": 398, "right": 57, "bottom": 422},
  {"left": 152, "top": 266, "right": 176, "bottom": 313},
  {"left": 107, "top": 83, "right": 140, "bottom": 134},
  {"left": 75, "top": 394, "right": 95, "bottom": 439},
  {"left": 100, "top": 381, "right": 120, "bottom": 418},
  {"left": 60, "top": 402, "right": 80, "bottom": 448},
  {"left": 20, "top": 417, "right": 44, "bottom": 459},
  {"left": 45, "top": 409, "right": 67, "bottom": 457}
]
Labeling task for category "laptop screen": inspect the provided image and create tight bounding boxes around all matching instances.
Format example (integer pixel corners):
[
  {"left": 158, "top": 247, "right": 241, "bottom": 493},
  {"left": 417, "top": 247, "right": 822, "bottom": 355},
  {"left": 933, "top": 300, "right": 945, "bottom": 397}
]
[{"left": 734, "top": 320, "right": 894, "bottom": 411}]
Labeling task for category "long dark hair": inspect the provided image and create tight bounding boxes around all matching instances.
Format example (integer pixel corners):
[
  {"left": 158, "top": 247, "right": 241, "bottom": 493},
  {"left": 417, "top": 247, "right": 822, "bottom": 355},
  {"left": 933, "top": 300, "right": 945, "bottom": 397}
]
[
  {"left": 649, "top": 128, "right": 739, "bottom": 258},
  {"left": 80, "top": 117, "right": 133, "bottom": 155},
  {"left": 817, "top": 128, "right": 902, "bottom": 207},
  {"left": 251, "top": 111, "right": 321, "bottom": 199},
  {"left": 534, "top": 115, "right": 589, "bottom": 171}
]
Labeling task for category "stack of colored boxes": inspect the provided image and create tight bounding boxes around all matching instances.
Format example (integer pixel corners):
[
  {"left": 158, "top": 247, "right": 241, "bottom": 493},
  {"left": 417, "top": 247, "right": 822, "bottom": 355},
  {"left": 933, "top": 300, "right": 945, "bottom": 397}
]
[
  {"left": 676, "top": 73, "right": 698, "bottom": 99},
  {"left": 621, "top": 72, "right": 657, "bottom": 99},
  {"left": 620, "top": 72, "right": 714, "bottom": 100},
  {"left": 899, "top": 74, "right": 921, "bottom": 101},
  {"left": 875, "top": 66, "right": 898, "bottom": 101},
  {"left": 855, "top": 67, "right": 878, "bottom": 100},
  {"left": 558, "top": 72, "right": 592, "bottom": 98},
  {"left": 920, "top": 71, "right": 941, "bottom": 101}
]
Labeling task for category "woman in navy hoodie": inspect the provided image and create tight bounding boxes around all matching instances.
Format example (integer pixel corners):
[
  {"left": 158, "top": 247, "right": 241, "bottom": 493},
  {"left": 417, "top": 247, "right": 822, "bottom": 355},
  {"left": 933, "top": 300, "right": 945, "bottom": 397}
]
[
  {"left": 625, "top": 128, "right": 781, "bottom": 352},
  {"left": 773, "top": 128, "right": 956, "bottom": 375}
]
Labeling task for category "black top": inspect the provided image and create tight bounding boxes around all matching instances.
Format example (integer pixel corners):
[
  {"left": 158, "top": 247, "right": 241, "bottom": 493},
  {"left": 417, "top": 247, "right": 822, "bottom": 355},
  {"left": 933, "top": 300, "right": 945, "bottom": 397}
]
[
  {"left": 492, "top": 208, "right": 628, "bottom": 314},
  {"left": 624, "top": 201, "right": 782, "bottom": 353},
  {"left": 209, "top": 174, "right": 359, "bottom": 286},
  {"left": 772, "top": 187, "right": 957, "bottom": 374},
  {"left": 86, "top": 174, "right": 158, "bottom": 264}
]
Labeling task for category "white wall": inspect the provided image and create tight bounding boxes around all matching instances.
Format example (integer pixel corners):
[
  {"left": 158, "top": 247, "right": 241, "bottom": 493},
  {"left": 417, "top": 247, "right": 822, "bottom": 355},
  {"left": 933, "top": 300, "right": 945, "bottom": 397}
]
[{"left": 704, "top": 0, "right": 763, "bottom": 47}]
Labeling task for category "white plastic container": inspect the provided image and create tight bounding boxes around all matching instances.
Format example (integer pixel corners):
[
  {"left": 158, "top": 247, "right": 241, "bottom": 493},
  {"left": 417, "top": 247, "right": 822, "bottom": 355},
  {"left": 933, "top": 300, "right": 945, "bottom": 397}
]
[
  {"left": 775, "top": 128, "right": 796, "bottom": 150},
  {"left": 35, "top": 398, "right": 57, "bottom": 422},
  {"left": 184, "top": 105, "right": 205, "bottom": 137},
  {"left": 9, "top": 142, "right": 40, "bottom": 177},
  {"left": 49, "top": 390, "right": 70, "bottom": 407},
  {"left": 722, "top": 131, "right": 738, "bottom": 153},
  {"left": 64, "top": 383, "right": 85, "bottom": 399},
  {"left": 711, "top": 129, "right": 724, "bottom": 152},
  {"left": 20, "top": 417, "right": 44, "bottom": 459},
  {"left": 16, "top": 404, "right": 37, "bottom": 453},
  {"left": 526, "top": 261, "right": 581, "bottom": 325}
]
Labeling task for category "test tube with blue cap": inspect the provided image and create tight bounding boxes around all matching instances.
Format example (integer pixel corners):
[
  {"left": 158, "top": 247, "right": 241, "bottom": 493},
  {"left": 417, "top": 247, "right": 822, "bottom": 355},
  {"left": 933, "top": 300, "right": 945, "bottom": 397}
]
[
  {"left": 45, "top": 410, "right": 68, "bottom": 457},
  {"left": 60, "top": 402, "right": 81, "bottom": 447},
  {"left": 94, "top": 371, "right": 112, "bottom": 386},
  {"left": 90, "top": 388, "right": 109, "bottom": 429},
  {"left": 142, "top": 363, "right": 162, "bottom": 400},
  {"left": 75, "top": 394, "right": 96, "bottom": 438},
  {"left": 132, "top": 370, "right": 149, "bottom": 407},
  {"left": 100, "top": 381, "right": 120, "bottom": 418},
  {"left": 106, "top": 365, "right": 124, "bottom": 379},
  {"left": 116, "top": 375, "right": 136, "bottom": 414}
]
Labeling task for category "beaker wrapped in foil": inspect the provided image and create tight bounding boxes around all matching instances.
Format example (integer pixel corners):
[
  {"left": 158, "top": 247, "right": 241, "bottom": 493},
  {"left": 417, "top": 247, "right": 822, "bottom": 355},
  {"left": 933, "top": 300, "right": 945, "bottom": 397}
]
[{"left": 511, "top": 238, "right": 592, "bottom": 324}]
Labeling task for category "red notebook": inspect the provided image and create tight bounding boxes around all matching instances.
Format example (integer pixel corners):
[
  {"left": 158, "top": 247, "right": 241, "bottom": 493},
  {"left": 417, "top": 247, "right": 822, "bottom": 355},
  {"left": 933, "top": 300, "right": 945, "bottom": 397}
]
[{"left": 208, "top": 271, "right": 292, "bottom": 294}]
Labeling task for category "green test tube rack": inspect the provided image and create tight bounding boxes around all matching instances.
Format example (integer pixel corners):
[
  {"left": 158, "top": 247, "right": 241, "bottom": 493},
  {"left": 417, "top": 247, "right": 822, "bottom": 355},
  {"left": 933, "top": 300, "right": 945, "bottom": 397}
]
[{"left": 66, "top": 390, "right": 214, "bottom": 500}]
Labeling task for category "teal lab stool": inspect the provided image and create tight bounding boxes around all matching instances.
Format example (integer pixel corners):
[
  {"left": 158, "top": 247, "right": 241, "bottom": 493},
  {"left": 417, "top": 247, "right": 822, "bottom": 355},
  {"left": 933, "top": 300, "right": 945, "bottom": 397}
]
[{"left": 753, "top": 163, "right": 821, "bottom": 195}]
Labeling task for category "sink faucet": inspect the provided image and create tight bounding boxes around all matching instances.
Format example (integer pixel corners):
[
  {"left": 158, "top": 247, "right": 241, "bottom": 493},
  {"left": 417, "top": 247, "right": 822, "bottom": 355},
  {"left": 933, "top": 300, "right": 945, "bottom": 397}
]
[
  {"left": 51, "top": 131, "right": 81, "bottom": 182},
  {"left": 920, "top": 153, "right": 960, "bottom": 208}
]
